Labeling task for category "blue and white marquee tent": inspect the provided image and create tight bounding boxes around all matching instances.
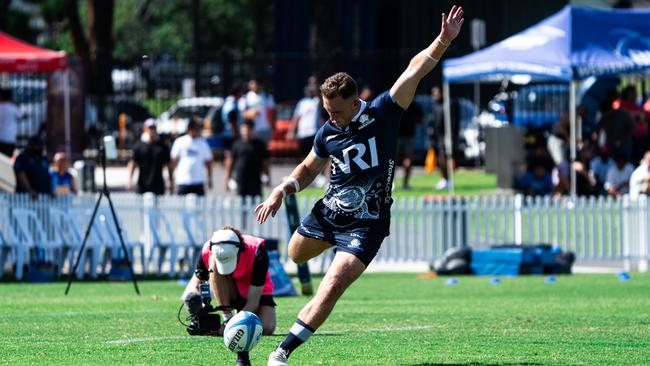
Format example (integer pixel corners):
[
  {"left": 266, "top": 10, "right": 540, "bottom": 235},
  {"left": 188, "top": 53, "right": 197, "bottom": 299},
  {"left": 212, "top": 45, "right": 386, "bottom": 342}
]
[{"left": 440, "top": 5, "right": 650, "bottom": 196}]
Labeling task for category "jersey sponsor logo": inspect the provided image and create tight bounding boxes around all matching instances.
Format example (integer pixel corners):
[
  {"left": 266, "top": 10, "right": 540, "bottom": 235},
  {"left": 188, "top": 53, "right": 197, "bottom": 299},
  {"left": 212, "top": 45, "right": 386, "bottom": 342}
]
[
  {"left": 357, "top": 114, "right": 375, "bottom": 130},
  {"left": 331, "top": 137, "right": 379, "bottom": 174},
  {"left": 384, "top": 159, "right": 395, "bottom": 203},
  {"left": 349, "top": 238, "right": 361, "bottom": 248}
]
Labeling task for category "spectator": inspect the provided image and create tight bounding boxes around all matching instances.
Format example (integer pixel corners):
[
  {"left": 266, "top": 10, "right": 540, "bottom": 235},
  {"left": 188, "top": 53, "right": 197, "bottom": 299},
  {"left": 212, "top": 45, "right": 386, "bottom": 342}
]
[
  {"left": 547, "top": 111, "right": 570, "bottom": 165},
  {"left": 589, "top": 145, "right": 614, "bottom": 194},
  {"left": 574, "top": 147, "right": 597, "bottom": 196},
  {"left": 220, "top": 85, "right": 244, "bottom": 151},
  {"left": 594, "top": 91, "right": 635, "bottom": 153},
  {"left": 224, "top": 120, "right": 270, "bottom": 198},
  {"left": 240, "top": 78, "right": 275, "bottom": 145},
  {"left": 614, "top": 86, "right": 648, "bottom": 163},
  {"left": 629, "top": 151, "right": 650, "bottom": 199},
  {"left": 429, "top": 86, "right": 458, "bottom": 190},
  {"left": 50, "top": 152, "right": 77, "bottom": 196},
  {"left": 397, "top": 101, "right": 423, "bottom": 190},
  {"left": 13, "top": 136, "right": 51, "bottom": 199},
  {"left": 604, "top": 152, "right": 634, "bottom": 197},
  {"left": 126, "top": 119, "right": 173, "bottom": 195},
  {"left": 0, "top": 87, "right": 26, "bottom": 157},
  {"left": 288, "top": 85, "right": 321, "bottom": 158},
  {"left": 170, "top": 118, "right": 214, "bottom": 196},
  {"left": 515, "top": 159, "right": 553, "bottom": 196}
]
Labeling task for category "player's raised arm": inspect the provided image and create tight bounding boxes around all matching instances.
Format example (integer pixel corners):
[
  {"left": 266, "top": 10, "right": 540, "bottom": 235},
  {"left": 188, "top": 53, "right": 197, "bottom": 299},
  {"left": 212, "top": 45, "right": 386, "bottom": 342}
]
[
  {"left": 254, "top": 151, "right": 328, "bottom": 223},
  {"left": 390, "top": 5, "right": 464, "bottom": 109}
]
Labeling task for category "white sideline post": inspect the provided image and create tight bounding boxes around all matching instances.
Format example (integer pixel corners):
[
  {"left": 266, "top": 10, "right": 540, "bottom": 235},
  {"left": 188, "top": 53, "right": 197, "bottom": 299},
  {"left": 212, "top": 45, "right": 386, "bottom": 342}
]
[
  {"left": 142, "top": 192, "right": 156, "bottom": 271},
  {"left": 514, "top": 194, "right": 523, "bottom": 245},
  {"left": 622, "top": 196, "right": 631, "bottom": 272},
  {"left": 639, "top": 195, "right": 648, "bottom": 272}
]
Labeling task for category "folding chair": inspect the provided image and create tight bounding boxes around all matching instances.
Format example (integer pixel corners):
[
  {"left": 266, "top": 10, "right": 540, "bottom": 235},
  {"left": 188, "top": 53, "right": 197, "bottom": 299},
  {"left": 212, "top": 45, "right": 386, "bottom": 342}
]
[
  {"left": 0, "top": 211, "right": 23, "bottom": 279},
  {"left": 48, "top": 208, "right": 85, "bottom": 278},
  {"left": 96, "top": 209, "right": 146, "bottom": 275},
  {"left": 67, "top": 208, "right": 111, "bottom": 279},
  {"left": 11, "top": 208, "right": 64, "bottom": 277},
  {"left": 147, "top": 209, "right": 186, "bottom": 277},
  {"left": 181, "top": 209, "right": 208, "bottom": 276}
]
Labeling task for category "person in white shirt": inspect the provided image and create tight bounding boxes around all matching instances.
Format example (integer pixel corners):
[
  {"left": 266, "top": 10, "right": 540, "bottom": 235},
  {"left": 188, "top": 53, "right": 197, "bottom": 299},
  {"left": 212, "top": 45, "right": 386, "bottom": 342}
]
[
  {"left": 629, "top": 151, "right": 650, "bottom": 199},
  {"left": 288, "top": 85, "right": 321, "bottom": 157},
  {"left": 240, "top": 79, "right": 275, "bottom": 144},
  {"left": 604, "top": 152, "right": 635, "bottom": 197},
  {"left": 0, "top": 87, "right": 26, "bottom": 157},
  {"left": 170, "top": 118, "right": 213, "bottom": 196}
]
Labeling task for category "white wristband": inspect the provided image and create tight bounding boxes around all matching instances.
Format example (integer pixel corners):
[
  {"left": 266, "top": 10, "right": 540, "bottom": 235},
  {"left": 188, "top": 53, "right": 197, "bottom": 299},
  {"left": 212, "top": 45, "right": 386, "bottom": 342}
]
[
  {"left": 286, "top": 176, "right": 301, "bottom": 192},
  {"left": 436, "top": 37, "right": 449, "bottom": 47}
]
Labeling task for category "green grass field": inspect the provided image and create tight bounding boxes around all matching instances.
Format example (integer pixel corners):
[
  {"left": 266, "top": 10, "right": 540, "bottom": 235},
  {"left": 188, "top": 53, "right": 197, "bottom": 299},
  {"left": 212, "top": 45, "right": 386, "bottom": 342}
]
[{"left": 1, "top": 273, "right": 648, "bottom": 365}]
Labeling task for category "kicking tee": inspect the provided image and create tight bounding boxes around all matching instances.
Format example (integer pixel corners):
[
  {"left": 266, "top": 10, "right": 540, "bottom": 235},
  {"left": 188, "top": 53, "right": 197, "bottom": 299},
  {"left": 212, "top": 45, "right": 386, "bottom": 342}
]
[{"left": 312, "top": 91, "right": 403, "bottom": 229}]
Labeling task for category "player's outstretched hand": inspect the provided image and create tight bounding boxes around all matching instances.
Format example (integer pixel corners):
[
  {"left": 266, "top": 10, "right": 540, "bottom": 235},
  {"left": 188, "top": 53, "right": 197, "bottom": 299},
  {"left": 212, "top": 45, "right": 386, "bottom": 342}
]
[
  {"left": 440, "top": 5, "right": 464, "bottom": 44},
  {"left": 254, "top": 189, "right": 284, "bottom": 223}
]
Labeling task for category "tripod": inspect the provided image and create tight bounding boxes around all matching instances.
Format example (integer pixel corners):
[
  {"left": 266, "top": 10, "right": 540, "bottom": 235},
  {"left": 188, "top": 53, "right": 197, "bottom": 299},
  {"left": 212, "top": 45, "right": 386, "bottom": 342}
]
[{"left": 65, "top": 145, "right": 140, "bottom": 295}]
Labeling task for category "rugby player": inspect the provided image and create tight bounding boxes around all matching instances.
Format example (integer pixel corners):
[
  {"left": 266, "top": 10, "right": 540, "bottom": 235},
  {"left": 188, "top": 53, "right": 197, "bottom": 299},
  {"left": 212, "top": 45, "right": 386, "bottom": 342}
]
[{"left": 255, "top": 6, "right": 464, "bottom": 365}]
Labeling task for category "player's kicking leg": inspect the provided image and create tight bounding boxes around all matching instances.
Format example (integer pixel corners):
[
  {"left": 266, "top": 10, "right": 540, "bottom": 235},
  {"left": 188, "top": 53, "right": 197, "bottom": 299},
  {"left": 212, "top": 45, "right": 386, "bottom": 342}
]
[{"left": 268, "top": 251, "right": 366, "bottom": 366}]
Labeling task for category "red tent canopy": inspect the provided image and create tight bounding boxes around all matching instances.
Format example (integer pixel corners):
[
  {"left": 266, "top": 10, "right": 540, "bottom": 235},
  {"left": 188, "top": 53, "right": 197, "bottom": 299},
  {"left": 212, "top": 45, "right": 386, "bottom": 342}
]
[{"left": 0, "top": 31, "right": 67, "bottom": 72}]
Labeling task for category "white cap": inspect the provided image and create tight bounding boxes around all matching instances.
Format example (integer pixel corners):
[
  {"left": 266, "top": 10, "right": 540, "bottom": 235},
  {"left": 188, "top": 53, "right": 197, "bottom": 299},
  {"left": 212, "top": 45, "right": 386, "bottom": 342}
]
[
  {"left": 210, "top": 230, "right": 241, "bottom": 275},
  {"left": 144, "top": 118, "right": 157, "bottom": 128}
]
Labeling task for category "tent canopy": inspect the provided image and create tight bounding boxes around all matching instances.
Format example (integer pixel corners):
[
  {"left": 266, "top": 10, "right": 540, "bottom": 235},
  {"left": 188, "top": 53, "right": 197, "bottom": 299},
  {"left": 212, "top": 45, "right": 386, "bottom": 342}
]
[
  {"left": 443, "top": 5, "right": 650, "bottom": 83},
  {"left": 0, "top": 31, "right": 67, "bottom": 73}
]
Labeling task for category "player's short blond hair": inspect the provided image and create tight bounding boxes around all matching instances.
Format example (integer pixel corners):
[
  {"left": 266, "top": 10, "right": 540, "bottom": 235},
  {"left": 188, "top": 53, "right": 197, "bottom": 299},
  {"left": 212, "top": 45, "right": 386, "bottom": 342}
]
[{"left": 320, "top": 72, "right": 358, "bottom": 100}]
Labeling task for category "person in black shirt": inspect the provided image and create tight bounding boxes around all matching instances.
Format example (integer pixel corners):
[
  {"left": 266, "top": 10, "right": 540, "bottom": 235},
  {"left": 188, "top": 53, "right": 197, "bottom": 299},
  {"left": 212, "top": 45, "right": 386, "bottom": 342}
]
[
  {"left": 224, "top": 120, "right": 270, "bottom": 198},
  {"left": 126, "top": 119, "right": 172, "bottom": 195},
  {"left": 397, "top": 101, "right": 423, "bottom": 189},
  {"left": 13, "top": 136, "right": 51, "bottom": 199}
]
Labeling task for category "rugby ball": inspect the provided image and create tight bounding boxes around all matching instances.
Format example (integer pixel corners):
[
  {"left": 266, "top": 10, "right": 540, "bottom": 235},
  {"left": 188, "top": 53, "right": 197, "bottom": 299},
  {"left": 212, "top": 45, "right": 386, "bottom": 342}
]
[{"left": 223, "top": 311, "right": 263, "bottom": 353}]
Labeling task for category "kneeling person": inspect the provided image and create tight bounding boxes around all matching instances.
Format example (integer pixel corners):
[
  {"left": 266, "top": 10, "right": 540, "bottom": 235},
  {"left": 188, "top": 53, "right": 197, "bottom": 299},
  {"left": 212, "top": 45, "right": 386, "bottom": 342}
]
[{"left": 183, "top": 227, "right": 276, "bottom": 366}]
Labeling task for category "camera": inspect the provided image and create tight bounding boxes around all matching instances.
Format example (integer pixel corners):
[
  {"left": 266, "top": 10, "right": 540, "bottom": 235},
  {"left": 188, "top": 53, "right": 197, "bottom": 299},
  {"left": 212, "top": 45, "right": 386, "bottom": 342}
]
[{"left": 183, "top": 282, "right": 231, "bottom": 336}]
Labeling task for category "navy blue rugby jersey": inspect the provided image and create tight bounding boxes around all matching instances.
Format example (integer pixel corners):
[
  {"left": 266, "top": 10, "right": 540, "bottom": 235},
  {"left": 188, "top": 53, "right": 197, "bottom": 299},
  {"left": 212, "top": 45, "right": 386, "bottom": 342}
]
[{"left": 312, "top": 91, "right": 404, "bottom": 227}]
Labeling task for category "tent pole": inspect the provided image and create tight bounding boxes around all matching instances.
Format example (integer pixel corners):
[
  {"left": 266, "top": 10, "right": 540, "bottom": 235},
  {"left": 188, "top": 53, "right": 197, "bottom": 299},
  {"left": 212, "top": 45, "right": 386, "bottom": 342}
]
[
  {"left": 443, "top": 81, "right": 454, "bottom": 195},
  {"left": 569, "top": 80, "right": 577, "bottom": 197},
  {"left": 64, "top": 68, "right": 71, "bottom": 157}
]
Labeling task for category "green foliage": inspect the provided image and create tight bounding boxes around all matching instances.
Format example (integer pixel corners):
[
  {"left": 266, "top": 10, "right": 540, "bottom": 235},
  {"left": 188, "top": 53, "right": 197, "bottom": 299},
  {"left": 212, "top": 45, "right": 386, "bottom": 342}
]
[
  {"left": 26, "top": 0, "right": 270, "bottom": 61},
  {"left": 0, "top": 274, "right": 648, "bottom": 365},
  {"left": 111, "top": 0, "right": 270, "bottom": 61}
]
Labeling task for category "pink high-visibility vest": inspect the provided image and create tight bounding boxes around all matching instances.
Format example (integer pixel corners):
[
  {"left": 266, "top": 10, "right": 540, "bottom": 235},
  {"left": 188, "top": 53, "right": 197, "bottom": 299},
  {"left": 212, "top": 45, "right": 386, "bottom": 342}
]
[{"left": 201, "top": 234, "right": 274, "bottom": 297}]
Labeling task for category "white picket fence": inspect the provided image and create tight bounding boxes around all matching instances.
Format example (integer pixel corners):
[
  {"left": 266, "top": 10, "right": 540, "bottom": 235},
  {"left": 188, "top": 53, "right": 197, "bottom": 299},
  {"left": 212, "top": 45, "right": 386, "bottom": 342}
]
[{"left": 0, "top": 192, "right": 648, "bottom": 277}]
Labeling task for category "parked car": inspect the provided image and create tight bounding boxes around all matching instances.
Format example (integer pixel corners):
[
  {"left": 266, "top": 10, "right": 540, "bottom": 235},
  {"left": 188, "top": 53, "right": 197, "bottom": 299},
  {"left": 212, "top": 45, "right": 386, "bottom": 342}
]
[{"left": 155, "top": 97, "right": 224, "bottom": 135}]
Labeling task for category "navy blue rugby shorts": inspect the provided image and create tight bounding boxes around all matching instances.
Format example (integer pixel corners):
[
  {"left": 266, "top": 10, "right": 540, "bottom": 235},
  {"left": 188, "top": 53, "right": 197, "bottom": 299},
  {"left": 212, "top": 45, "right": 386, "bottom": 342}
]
[{"left": 296, "top": 211, "right": 389, "bottom": 267}]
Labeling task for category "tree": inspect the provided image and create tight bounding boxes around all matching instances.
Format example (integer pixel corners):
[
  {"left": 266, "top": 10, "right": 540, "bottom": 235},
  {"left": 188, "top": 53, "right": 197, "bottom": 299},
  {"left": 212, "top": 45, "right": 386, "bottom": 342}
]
[{"left": 64, "top": 0, "right": 114, "bottom": 97}]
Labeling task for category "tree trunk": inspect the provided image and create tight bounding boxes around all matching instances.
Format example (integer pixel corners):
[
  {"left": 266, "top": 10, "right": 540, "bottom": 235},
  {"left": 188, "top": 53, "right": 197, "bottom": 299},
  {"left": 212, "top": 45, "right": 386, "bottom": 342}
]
[{"left": 88, "top": 0, "right": 114, "bottom": 97}]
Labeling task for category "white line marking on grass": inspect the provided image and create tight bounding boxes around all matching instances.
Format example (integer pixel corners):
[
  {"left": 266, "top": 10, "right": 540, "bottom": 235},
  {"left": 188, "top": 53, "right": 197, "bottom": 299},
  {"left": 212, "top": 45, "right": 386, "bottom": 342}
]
[
  {"left": 106, "top": 336, "right": 188, "bottom": 345},
  {"left": 105, "top": 325, "right": 437, "bottom": 344}
]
